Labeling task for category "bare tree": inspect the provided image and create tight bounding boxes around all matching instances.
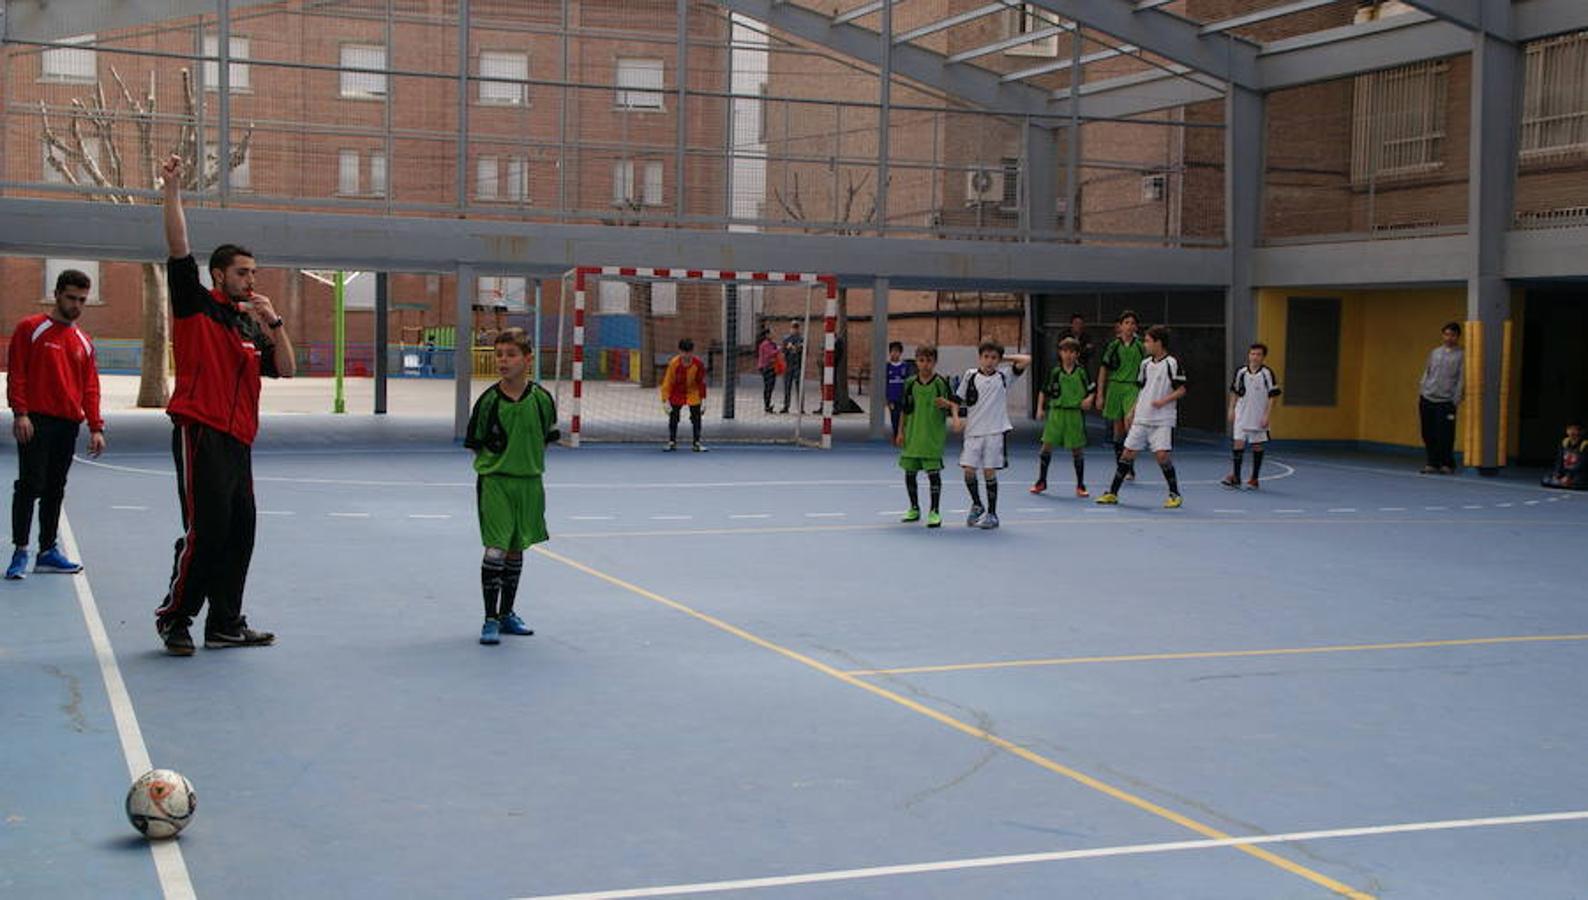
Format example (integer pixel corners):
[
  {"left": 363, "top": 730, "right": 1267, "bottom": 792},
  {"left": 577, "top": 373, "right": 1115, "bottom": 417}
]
[
  {"left": 771, "top": 170, "right": 881, "bottom": 414},
  {"left": 40, "top": 67, "right": 252, "bottom": 408}
]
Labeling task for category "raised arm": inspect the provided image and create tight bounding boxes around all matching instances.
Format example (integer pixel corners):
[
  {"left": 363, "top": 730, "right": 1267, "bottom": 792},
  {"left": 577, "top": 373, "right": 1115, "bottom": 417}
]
[{"left": 161, "top": 155, "right": 190, "bottom": 259}]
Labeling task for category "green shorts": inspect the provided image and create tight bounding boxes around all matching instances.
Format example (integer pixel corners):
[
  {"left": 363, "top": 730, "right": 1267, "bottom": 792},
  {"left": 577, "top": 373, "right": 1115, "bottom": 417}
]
[
  {"left": 1041, "top": 408, "right": 1086, "bottom": 450},
  {"left": 1103, "top": 383, "right": 1139, "bottom": 421},
  {"left": 899, "top": 456, "right": 944, "bottom": 473},
  {"left": 477, "top": 475, "right": 549, "bottom": 552}
]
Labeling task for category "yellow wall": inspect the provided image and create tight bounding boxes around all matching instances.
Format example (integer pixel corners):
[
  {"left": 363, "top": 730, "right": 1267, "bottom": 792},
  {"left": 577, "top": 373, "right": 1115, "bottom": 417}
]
[{"left": 1256, "top": 287, "right": 1510, "bottom": 450}]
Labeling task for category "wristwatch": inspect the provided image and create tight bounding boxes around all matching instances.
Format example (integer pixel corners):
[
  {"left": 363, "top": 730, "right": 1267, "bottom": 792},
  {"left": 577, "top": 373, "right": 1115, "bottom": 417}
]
[{"left": 268, "top": 317, "right": 284, "bottom": 330}]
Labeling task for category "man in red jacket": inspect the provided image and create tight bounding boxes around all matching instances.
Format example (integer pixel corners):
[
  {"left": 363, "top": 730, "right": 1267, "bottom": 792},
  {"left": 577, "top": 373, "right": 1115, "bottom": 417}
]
[
  {"left": 6, "top": 268, "right": 107, "bottom": 580},
  {"left": 154, "top": 154, "right": 296, "bottom": 656}
]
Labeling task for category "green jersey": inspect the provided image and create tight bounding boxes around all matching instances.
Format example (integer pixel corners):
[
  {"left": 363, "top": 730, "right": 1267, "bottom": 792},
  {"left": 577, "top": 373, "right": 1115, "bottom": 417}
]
[
  {"left": 1044, "top": 365, "right": 1096, "bottom": 411},
  {"left": 898, "top": 374, "right": 955, "bottom": 460},
  {"left": 467, "top": 382, "right": 560, "bottom": 477},
  {"left": 1100, "top": 337, "right": 1145, "bottom": 385}
]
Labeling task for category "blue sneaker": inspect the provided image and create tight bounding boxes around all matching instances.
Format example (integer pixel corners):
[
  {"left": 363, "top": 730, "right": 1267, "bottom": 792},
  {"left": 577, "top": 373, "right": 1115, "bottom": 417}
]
[
  {"left": 4, "top": 548, "right": 28, "bottom": 580},
  {"left": 33, "top": 546, "right": 82, "bottom": 574},
  {"left": 499, "top": 611, "right": 534, "bottom": 636},
  {"left": 480, "top": 618, "right": 501, "bottom": 645}
]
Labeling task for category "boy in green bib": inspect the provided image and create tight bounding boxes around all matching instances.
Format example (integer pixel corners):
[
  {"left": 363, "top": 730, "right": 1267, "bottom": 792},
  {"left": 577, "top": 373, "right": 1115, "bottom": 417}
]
[
  {"left": 893, "top": 344, "right": 960, "bottom": 528},
  {"left": 1032, "top": 337, "right": 1096, "bottom": 497},
  {"left": 465, "top": 328, "right": 560, "bottom": 645},
  {"left": 1097, "top": 309, "right": 1144, "bottom": 480}
]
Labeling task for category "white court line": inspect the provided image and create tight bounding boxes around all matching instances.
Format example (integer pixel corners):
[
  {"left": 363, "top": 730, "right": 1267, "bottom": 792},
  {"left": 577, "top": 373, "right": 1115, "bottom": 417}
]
[
  {"left": 111, "top": 505, "right": 149, "bottom": 511},
  {"left": 328, "top": 512, "right": 370, "bottom": 518},
  {"left": 877, "top": 510, "right": 906, "bottom": 516},
  {"left": 804, "top": 512, "right": 846, "bottom": 518},
  {"left": 649, "top": 515, "right": 693, "bottom": 521},
  {"left": 1275, "top": 508, "right": 1305, "bottom": 514},
  {"left": 258, "top": 510, "right": 295, "bottom": 516},
  {"left": 570, "top": 515, "right": 616, "bottom": 521},
  {"left": 515, "top": 810, "right": 1588, "bottom": 900},
  {"left": 1496, "top": 503, "right": 1514, "bottom": 508},
  {"left": 58, "top": 515, "right": 197, "bottom": 900},
  {"left": 407, "top": 514, "right": 452, "bottom": 520},
  {"left": 1463, "top": 505, "right": 1484, "bottom": 510},
  {"left": 1212, "top": 509, "right": 1246, "bottom": 514},
  {"left": 729, "top": 514, "right": 771, "bottom": 520},
  {"left": 1525, "top": 500, "right": 1541, "bottom": 506},
  {"left": 1379, "top": 507, "right": 1407, "bottom": 512},
  {"left": 1328, "top": 508, "right": 1357, "bottom": 513},
  {"left": 1424, "top": 506, "right": 1448, "bottom": 511}
]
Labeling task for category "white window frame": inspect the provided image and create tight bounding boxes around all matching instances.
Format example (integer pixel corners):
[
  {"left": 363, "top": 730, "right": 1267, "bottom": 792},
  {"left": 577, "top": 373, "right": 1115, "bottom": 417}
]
[
  {"left": 612, "top": 160, "right": 664, "bottom": 207},
  {"left": 597, "top": 281, "right": 632, "bottom": 315},
  {"left": 1522, "top": 31, "right": 1588, "bottom": 159},
  {"left": 1351, "top": 60, "right": 1448, "bottom": 185},
  {"left": 1006, "top": 5, "right": 1060, "bottom": 58},
  {"left": 203, "top": 34, "right": 251, "bottom": 93},
  {"left": 476, "top": 155, "right": 499, "bottom": 201},
  {"left": 650, "top": 281, "right": 678, "bottom": 317},
  {"left": 41, "top": 34, "right": 97, "bottom": 84},
  {"left": 479, "top": 50, "right": 529, "bottom": 106},
  {"left": 340, "top": 44, "right": 387, "bottom": 99},
  {"left": 337, "top": 149, "right": 360, "bottom": 195},
  {"left": 370, "top": 152, "right": 387, "bottom": 197},
  {"left": 504, "top": 155, "right": 528, "bottom": 202},
  {"left": 43, "top": 259, "right": 103, "bottom": 305},
  {"left": 615, "top": 57, "right": 665, "bottom": 110}
]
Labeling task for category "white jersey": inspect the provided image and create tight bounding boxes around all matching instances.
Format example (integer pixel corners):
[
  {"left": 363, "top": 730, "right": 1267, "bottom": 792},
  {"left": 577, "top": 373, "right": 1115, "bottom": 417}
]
[
  {"left": 1229, "top": 364, "right": 1280, "bottom": 432},
  {"left": 1131, "top": 355, "right": 1187, "bottom": 427},
  {"left": 960, "top": 365, "right": 1018, "bottom": 437}
]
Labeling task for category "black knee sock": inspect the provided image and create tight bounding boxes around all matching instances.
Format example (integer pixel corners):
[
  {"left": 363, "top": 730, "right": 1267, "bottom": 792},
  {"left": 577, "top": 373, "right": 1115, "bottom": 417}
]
[
  {"left": 905, "top": 472, "right": 920, "bottom": 509},
  {"left": 1109, "top": 461, "right": 1129, "bottom": 495},
  {"left": 1113, "top": 438, "right": 1124, "bottom": 465},
  {"left": 1251, "top": 448, "right": 1265, "bottom": 479},
  {"left": 1038, "top": 451, "right": 1052, "bottom": 483},
  {"left": 691, "top": 409, "right": 702, "bottom": 443},
  {"left": 1232, "top": 447, "right": 1245, "bottom": 479},
  {"left": 499, "top": 556, "right": 523, "bottom": 616},
  {"left": 481, "top": 555, "right": 504, "bottom": 619},
  {"left": 986, "top": 476, "right": 999, "bottom": 514},
  {"left": 928, "top": 471, "right": 942, "bottom": 512},
  {"left": 964, "top": 472, "right": 983, "bottom": 508},
  {"left": 1073, "top": 453, "right": 1085, "bottom": 488},
  {"left": 1162, "top": 462, "right": 1180, "bottom": 496}
]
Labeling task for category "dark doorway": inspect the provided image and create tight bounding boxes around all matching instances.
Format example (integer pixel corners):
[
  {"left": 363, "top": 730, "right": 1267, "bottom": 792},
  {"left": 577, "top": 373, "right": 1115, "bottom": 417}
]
[{"left": 1519, "top": 288, "right": 1588, "bottom": 464}]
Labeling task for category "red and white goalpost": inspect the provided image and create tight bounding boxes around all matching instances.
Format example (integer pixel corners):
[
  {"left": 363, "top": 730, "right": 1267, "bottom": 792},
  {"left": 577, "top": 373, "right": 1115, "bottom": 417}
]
[{"left": 567, "top": 266, "right": 840, "bottom": 448}]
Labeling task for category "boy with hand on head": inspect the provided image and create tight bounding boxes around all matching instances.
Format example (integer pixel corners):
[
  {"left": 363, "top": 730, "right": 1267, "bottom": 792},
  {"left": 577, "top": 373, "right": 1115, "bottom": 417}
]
[
  {"left": 894, "top": 345, "right": 958, "bottom": 528},
  {"left": 1223, "top": 343, "right": 1281, "bottom": 489},
  {"left": 1096, "top": 311, "right": 1145, "bottom": 482},
  {"left": 660, "top": 338, "right": 708, "bottom": 452},
  {"left": 959, "top": 339, "right": 1030, "bottom": 529},
  {"left": 466, "top": 328, "right": 560, "bottom": 645},
  {"left": 1032, "top": 337, "right": 1095, "bottom": 497},
  {"left": 1097, "top": 325, "right": 1187, "bottom": 509}
]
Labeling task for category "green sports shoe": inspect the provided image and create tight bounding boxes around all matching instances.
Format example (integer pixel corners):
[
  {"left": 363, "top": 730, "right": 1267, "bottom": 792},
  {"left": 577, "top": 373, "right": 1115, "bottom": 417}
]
[
  {"left": 901, "top": 508, "right": 921, "bottom": 523},
  {"left": 1095, "top": 493, "right": 1119, "bottom": 505},
  {"left": 926, "top": 511, "right": 942, "bottom": 528}
]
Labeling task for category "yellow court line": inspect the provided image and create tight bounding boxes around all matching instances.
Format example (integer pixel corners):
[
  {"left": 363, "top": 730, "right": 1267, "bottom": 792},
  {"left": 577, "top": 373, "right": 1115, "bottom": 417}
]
[
  {"left": 846, "top": 633, "right": 1588, "bottom": 677},
  {"left": 531, "top": 545, "right": 1375, "bottom": 900}
]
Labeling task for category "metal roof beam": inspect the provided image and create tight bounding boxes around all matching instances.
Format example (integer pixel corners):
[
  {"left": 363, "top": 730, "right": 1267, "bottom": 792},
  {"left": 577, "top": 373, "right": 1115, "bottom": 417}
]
[
  {"left": 1006, "top": 44, "right": 1138, "bottom": 82},
  {"left": 1395, "top": 0, "right": 1513, "bottom": 38},
  {"left": 893, "top": 3, "right": 1009, "bottom": 44},
  {"left": 947, "top": 23, "right": 1072, "bottom": 64},
  {"left": 1019, "top": 0, "right": 1261, "bottom": 88},
  {"left": 1200, "top": 0, "right": 1340, "bottom": 35},
  {"left": 833, "top": 0, "right": 905, "bottom": 27},
  {"left": 1257, "top": 12, "right": 1471, "bottom": 89},
  {"left": 1048, "top": 65, "right": 1225, "bottom": 117}
]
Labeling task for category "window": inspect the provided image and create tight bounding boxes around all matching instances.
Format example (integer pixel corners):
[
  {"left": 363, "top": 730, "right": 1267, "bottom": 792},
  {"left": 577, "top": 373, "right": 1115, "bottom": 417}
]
[
  {"left": 370, "top": 152, "right": 387, "bottom": 197},
  {"left": 615, "top": 58, "right": 665, "bottom": 110},
  {"left": 1000, "top": 157, "right": 1020, "bottom": 210},
  {"left": 338, "top": 149, "right": 360, "bottom": 195},
  {"left": 342, "top": 273, "right": 376, "bottom": 311},
  {"left": 42, "top": 34, "right": 96, "bottom": 83},
  {"left": 43, "top": 260, "right": 101, "bottom": 304},
  {"left": 1522, "top": 32, "right": 1588, "bottom": 158},
  {"left": 476, "top": 156, "right": 498, "bottom": 201},
  {"left": 340, "top": 44, "right": 387, "bottom": 98},
  {"left": 42, "top": 138, "right": 102, "bottom": 185},
  {"left": 228, "top": 149, "right": 251, "bottom": 191},
  {"left": 613, "top": 160, "right": 663, "bottom": 207},
  {"left": 203, "top": 34, "right": 250, "bottom": 92},
  {"left": 1351, "top": 61, "right": 1448, "bottom": 184},
  {"left": 597, "top": 281, "right": 631, "bottom": 315},
  {"left": 479, "top": 51, "right": 528, "bottom": 105},
  {"left": 650, "top": 281, "right": 678, "bottom": 317},
  {"left": 1006, "top": 5, "right": 1060, "bottom": 58},
  {"left": 1283, "top": 297, "right": 1341, "bottom": 406},
  {"left": 478, "top": 276, "right": 527, "bottom": 312}
]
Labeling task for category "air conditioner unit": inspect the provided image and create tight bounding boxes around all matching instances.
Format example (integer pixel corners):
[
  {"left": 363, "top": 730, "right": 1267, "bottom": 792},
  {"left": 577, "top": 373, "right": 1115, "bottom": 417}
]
[{"left": 965, "top": 168, "right": 1006, "bottom": 205}]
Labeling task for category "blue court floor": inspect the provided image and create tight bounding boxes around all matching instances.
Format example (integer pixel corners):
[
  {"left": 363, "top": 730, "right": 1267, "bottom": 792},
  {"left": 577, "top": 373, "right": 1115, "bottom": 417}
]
[{"left": 4, "top": 416, "right": 1587, "bottom": 899}]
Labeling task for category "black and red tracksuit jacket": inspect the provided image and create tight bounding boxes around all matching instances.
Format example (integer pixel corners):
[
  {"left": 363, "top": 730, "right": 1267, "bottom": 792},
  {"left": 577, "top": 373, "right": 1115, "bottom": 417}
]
[
  {"left": 166, "top": 255, "right": 281, "bottom": 445},
  {"left": 6, "top": 312, "right": 104, "bottom": 431}
]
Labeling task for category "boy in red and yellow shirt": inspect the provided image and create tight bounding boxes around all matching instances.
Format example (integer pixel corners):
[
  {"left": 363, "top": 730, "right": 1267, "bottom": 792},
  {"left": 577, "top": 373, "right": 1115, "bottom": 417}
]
[{"left": 660, "top": 338, "right": 708, "bottom": 452}]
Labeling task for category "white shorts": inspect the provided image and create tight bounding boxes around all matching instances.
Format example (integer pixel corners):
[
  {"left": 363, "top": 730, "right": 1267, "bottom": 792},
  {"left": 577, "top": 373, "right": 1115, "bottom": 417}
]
[
  {"left": 1124, "top": 422, "right": 1174, "bottom": 453},
  {"left": 959, "top": 432, "right": 1009, "bottom": 470},
  {"left": 1233, "top": 427, "right": 1269, "bottom": 445}
]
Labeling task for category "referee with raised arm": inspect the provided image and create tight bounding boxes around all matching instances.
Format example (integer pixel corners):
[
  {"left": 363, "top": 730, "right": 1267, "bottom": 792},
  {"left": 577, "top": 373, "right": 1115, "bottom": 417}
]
[{"left": 153, "top": 154, "right": 296, "bottom": 656}]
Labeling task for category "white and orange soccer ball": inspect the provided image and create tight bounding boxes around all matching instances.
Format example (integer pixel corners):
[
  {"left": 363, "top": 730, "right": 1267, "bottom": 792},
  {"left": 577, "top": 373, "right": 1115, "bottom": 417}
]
[{"left": 125, "top": 769, "right": 196, "bottom": 839}]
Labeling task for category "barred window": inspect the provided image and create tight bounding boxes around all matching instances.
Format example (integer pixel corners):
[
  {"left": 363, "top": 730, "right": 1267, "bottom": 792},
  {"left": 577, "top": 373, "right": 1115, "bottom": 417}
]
[
  {"left": 41, "top": 35, "right": 96, "bottom": 84},
  {"left": 340, "top": 44, "right": 387, "bottom": 98},
  {"left": 1351, "top": 61, "right": 1448, "bottom": 184},
  {"left": 1522, "top": 32, "right": 1588, "bottom": 158},
  {"left": 479, "top": 51, "right": 528, "bottom": 106},
  {"left": 615, "top": 58, "right": 664, "bottom": 110},
  {"left": 1006, "top": 5, "right": 1060, "bottom": 58},
  {"left": 203, "top": 35, "right": 251, "bottom": 92}
]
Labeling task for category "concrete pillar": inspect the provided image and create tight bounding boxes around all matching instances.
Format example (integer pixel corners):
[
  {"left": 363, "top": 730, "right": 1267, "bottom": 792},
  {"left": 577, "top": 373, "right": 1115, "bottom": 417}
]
[{"left": 1225, "top": 85, "right": 1263, "bottom": 376}]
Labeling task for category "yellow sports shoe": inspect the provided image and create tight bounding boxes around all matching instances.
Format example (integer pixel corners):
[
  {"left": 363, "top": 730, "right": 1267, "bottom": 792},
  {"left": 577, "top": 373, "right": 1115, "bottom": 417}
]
[
  {"left": 1163, "top": 494, "right": 1183, "bottom": 509},
  {"left": 1095, "top": 493, "right": 1119, "bottom": 505}
]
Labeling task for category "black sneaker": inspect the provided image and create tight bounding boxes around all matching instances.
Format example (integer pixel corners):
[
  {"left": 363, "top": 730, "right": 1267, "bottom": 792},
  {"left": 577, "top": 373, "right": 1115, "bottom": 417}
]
[
  {"left": 204, "top": 619, "right": 276, "bottom": 649},
  {"left": 158, "top": 619, "right": 195, "bottom": 657}
]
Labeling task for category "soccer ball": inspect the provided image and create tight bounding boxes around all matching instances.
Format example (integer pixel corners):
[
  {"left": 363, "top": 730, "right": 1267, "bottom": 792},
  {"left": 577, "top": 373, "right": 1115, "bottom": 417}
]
[{"left": 125, "top": 769, "right": 196, "bottom": 839}]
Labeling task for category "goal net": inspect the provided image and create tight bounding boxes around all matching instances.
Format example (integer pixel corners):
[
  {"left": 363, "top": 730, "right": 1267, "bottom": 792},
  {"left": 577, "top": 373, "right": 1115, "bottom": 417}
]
[{"left": 541, "top": 267, "right": 838, "bottom": 448}]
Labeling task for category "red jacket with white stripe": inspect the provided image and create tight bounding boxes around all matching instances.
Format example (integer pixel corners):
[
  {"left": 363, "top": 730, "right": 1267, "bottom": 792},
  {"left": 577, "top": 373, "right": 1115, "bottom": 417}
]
[
  {"left": 166, "top": 255, "right": 281, "bottom": 446},
  {"left": 7, "top": 313, "right": 103, "bottom": 432}
]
